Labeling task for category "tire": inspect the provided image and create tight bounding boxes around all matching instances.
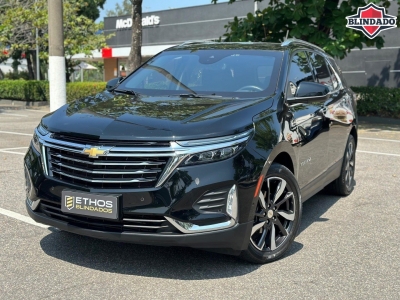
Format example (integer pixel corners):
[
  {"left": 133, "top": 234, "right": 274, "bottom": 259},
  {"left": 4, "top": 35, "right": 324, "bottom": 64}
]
[
  {"left": 240, "top": 163, "right": 302, "bottom": 264},
  {"left": 327, "top": 134, "right": 356, "bottom": 196}
]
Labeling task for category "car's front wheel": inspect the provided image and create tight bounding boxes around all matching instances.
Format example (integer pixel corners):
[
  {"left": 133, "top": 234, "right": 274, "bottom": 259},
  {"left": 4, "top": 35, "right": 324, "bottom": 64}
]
[{"left": 240, "top": 163, "right": 302, "bottom": 264}]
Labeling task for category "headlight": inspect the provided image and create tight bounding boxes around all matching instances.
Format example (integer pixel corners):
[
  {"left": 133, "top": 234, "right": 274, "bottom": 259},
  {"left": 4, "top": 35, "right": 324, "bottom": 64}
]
[
  {"left": 32, "top": 124, "right": 49, "bottom": 153},
  {"left": 32, "top": 131, "right": 41, "bottom": 153},
  {"left": 183, "top": 144, "right": 243, "bottom": 166}
]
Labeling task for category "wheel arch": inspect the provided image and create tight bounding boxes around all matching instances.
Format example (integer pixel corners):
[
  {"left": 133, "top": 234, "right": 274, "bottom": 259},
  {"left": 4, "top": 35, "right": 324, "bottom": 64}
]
[{"left": 261, "top": 141, "right": 297, "bottom": 179}]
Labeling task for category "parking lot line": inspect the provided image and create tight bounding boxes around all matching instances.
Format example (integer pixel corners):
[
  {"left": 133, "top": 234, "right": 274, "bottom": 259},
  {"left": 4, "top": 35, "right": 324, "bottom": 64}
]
[
  {"left": 0, "top": 207, "right": 49, "bottom": 229},
  {"left": 0, "top": 113, "right": 28, "bottom": 117},
  {"left": 0, "top": 130, "right": 32, "bottom": 136},
  {"left": 359, "top": 137, "right": 400, "bottom": 143},
  {"left": 0, "top": 150, "right": 25, "bottom": 155},
  {"left": 0, "top": 147, "right": 28, "bottom": 151},
  {"left": 357, "top": 150, "right": 400, "bottom": 157}
]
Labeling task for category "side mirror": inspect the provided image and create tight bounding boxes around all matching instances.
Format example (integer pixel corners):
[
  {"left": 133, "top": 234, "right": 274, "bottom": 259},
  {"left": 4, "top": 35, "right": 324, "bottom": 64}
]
[
  {"left": 287, "top": 81, "right": 330, "bottom": 104},
  {"left": 106, "top": 77, "right": 125, "bottom": 91}
]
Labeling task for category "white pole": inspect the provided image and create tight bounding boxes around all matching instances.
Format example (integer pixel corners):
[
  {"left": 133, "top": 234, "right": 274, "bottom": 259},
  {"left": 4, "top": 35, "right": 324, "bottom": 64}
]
[
  {"left": 80, "top": 67, "right": 83, "bottom": 82},
  {"left": 48, "top": 0, "right": 66, "bottom": 112},
  {"left": 35, "top": 0, "right": 40, "bottom": 80},
  {"left": 254, "top": 1, "right": 258, "bottom": 13}
]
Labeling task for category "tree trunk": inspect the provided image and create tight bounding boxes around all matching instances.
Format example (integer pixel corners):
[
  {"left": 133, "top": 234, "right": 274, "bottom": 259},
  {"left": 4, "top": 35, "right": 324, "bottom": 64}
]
[
  {"left": 26, "top": 51, "right": 35, "bottom": 80},
  {"left": 32, "top": 50, "right": 38, "bottom": 80},
  {"left": 65, "top": 57, "right": 71, "bottom": 83},
  {"left": 127, "top": 0, "right": 143, "bottom": 73}
]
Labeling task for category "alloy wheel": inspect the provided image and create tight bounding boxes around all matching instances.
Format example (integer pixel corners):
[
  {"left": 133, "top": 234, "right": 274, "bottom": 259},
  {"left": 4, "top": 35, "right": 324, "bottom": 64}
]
[{"left": 250, "top": 177, "right": 296, "bottom": 251}]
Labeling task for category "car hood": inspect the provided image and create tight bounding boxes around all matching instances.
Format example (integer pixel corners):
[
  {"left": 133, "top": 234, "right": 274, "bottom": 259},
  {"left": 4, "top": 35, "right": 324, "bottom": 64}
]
[{"left": 41, "top": 92, "right": 274, "bottom": 141}]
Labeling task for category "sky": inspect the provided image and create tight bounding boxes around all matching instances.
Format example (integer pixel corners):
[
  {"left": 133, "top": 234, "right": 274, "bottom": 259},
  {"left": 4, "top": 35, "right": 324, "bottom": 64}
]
[{"left": 99, "top": 0, "right": 229, "bottom": 20}]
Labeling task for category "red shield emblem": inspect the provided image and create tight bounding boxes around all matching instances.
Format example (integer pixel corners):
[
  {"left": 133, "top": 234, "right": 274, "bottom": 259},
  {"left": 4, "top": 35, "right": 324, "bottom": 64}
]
[{"left": 346, "top": 3, "right": 397, "bottom": 39}]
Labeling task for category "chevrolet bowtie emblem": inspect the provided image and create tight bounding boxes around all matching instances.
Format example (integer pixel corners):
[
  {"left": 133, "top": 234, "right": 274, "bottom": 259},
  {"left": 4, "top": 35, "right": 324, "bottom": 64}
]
[{"left": 83, "top": 146, "right": 113, "bottom": 158}]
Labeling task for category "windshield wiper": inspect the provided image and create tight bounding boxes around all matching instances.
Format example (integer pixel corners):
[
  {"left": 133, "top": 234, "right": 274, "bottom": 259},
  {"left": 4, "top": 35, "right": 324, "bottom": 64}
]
[
  {"left": 172, "top": 93, "right": 223, "bottom": 99},
  {"left": 114, "top": 89, "right": 139, "bottom": 96}
]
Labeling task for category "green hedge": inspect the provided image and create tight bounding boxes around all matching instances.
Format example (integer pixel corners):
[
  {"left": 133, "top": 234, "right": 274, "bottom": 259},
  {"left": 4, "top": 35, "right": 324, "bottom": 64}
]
[
  {"left": 0, "top": 80, "right": 106, "bottom": 102},
  {"left": 66, "top": 82, "right": 107, "bottom": 103},
  {"left": 0, "top": 80, "right": 49, "bottom": 101},
  {"left": 352, "top": 86, "right": 400, "bottom": 119}
]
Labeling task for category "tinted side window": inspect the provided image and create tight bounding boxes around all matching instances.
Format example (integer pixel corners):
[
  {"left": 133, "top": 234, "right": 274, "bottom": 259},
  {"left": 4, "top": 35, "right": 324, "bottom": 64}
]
[
  {"left": 327, "top": 63, "right": 340, "bottom": 90},
  {"left": 309, "top": 53, "right": 334, "bottom": 91},
  {"left": 286, "top": 51, "right": 314, "bottom": 97}
]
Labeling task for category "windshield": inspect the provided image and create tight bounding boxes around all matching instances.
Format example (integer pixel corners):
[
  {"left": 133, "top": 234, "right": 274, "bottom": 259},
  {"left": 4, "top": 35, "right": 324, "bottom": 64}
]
[{"left": 118, "top": 49, "right": 283, "bottom": 98}]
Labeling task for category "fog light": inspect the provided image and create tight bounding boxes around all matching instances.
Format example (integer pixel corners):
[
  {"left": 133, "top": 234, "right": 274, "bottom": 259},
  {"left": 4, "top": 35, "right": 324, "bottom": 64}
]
[{"left": 226, "top": 184, "right": 238, "bottom": 220}]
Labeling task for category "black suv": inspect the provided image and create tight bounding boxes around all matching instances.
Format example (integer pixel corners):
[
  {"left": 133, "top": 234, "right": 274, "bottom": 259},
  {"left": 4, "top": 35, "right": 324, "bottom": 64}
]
[{"left": 25, "top": 39, "right": 357, "bottom": 263}]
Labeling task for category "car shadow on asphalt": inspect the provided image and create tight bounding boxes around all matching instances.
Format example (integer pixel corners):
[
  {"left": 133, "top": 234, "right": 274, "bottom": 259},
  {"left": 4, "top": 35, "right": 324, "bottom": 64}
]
[{"left": 39, "top": 189, "right": 346, "bottom": 279}]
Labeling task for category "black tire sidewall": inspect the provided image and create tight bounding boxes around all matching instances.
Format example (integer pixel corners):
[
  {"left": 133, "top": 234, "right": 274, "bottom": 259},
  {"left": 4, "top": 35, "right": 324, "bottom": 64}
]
[
  {"left": 339, "top": 135, "right": 356, "bottom": 195},
  {"left": 242, "top": 163, "right": 302, "bottom": 264}
]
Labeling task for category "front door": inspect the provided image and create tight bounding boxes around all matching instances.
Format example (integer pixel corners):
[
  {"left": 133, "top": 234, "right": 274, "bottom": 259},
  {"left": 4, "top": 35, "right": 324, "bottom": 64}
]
[{"left": 283, "top": 51, "right": 330, "bottom": 190}]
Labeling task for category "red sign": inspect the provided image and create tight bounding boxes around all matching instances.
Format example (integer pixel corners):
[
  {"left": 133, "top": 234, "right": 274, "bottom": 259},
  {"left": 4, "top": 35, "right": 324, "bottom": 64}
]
[
  {"left": 346, "top": 3, "right": 397, "bottom": 39},
  {"left": 102, "top": 48, "right": 113, "bottom": 58}
]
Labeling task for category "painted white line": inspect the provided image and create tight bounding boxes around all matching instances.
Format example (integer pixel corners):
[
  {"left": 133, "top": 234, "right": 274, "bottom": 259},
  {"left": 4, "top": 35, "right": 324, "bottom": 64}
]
[
  {"left": 0, "top": 130, "right": 32, "bottom": 136},
  {"left": 359, "top": 137, "right": 400, "bottom": 143},
  {"left": 0, "top": 150, "right": 25, "bottom": 155},
  {"left": 0, "top": 207, "right": 49, "bottom": 229},
  {"left": 0, "top": 113, "right": 28, "bottom": 117},
  {"left": 357, "top": 150, "right": 400, "bottom": 157},
  {"left": 0, "top": 147, "right": 29, "bottom": 151},
  {"left": 25, "top": 109, "right": 49, "bottom": 113}
]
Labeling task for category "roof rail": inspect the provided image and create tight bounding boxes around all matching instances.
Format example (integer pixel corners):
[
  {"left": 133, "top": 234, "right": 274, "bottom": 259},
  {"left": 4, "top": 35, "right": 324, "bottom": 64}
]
[
  {"left": 178, "top": 40, "right": 215, "bottom": 47},
  {"left": 281, "top": 38, "right": 325, "bottom": 53}
]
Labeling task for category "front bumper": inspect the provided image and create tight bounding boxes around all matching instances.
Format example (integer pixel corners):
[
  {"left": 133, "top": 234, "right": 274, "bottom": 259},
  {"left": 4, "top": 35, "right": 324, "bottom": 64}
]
[{"left": 27, "top": 200, "right": 252, "bottom": 251}]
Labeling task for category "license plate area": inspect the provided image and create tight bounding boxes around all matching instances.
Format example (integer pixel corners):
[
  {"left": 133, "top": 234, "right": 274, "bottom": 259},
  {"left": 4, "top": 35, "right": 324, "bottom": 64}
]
[{"left": 61, "top": 190, "right": 119, "bottom": 220}]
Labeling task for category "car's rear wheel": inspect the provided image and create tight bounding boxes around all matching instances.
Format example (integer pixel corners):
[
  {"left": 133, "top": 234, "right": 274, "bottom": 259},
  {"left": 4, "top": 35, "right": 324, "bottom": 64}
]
[
  {"left": 240, "top": 163, "right": 302, "bottom": 264},
  {"left": 327, "top": 134, "right": 356, "bottom": 196}
]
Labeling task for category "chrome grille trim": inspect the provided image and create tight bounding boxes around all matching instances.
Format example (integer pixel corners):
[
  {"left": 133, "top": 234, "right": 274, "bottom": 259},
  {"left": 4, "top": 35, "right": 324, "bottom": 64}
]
[
  {"left": 204, "top": 191, "right": 227, "bottom": 196},
  {"left": 197, "top": 197, "right": 226, "bottom": 204},
  {"left": 123, "top": 218, "right": 165, "bottom": 223},
  {"left": 199, "top": 204, "right": 225, "bottom": 210},
  {"left": 123, "top": 225, "right": 169, "bottom": 229},
  {"left": 49, "top": 153, "right": 166, "bottom": 166},
  {"left": 51, "top": 169, "right": 157, "bottom": 183},
  {"left": 50, "top": 161, "right": 161, "bottom": 175}
]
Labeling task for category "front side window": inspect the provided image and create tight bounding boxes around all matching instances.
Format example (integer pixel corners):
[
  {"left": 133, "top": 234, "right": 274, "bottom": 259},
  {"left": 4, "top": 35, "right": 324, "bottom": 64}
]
[
  {"left": 286, "top": 51, "right": 314, "bottom": 97},
  {"left": 309, "top": 53, "right": 335, "bottom": 91},
  {"left": 117, "top": 49, "right": 283, "bottom": 98}
]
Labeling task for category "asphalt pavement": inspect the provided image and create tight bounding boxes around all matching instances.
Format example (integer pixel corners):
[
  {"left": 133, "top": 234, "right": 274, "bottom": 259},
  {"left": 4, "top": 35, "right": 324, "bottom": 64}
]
[{"left": 0, "top": 108, "right": 399, "bottom": 300}]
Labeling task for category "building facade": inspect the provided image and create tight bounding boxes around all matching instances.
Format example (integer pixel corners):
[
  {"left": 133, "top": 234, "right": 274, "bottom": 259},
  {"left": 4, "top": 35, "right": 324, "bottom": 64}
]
[{"left": 101, "top": 0, "right": 400, "bottom": 87}]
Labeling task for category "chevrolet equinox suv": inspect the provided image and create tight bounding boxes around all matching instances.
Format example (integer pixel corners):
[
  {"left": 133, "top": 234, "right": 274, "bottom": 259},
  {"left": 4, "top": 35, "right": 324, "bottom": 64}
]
[{"left": 25, "top": 39, "right": 357, "bottom": 263}]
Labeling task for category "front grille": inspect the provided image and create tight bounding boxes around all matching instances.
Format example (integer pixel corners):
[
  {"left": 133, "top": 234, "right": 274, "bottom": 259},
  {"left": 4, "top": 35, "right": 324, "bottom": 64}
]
[
  {"left": 39, "top": 199, "right": 177, "bottom": 233},
  {"left": 43, "top": 135, "right": 174, "bottom": 189}
]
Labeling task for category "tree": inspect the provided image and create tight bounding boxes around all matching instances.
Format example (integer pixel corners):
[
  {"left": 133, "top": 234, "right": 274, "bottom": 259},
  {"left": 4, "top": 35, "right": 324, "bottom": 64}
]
[
  {"left": 106, "top": 0, "right": 132, "bottom": 17},
  {"left": 0, "top": 0, "right": 111, "bottom": 80},
  {"left": 212, "top": 0, "right": 400, "bottom": 59},
  {"left": 127, "top": 0, "right": 143, "bottom": 72},
  {"left": 78, "top": 0, "right": 106, "bottom": 20}
]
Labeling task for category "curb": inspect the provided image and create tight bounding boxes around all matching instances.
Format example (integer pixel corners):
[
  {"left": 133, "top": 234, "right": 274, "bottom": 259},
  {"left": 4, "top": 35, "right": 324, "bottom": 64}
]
[{"left": 0, "top": 99, "right": 49, "bottom": 107}]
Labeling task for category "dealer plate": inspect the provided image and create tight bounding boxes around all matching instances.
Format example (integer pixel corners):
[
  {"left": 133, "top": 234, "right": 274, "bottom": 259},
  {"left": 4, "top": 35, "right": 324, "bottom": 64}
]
[{"left": 61, "top": 190, "right": 119, "bottom": 220}]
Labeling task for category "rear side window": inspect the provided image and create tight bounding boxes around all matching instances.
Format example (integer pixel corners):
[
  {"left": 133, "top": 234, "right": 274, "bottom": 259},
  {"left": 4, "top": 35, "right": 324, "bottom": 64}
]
[{"left": 286, "top": 51, "right": 314, "bottom": 97}]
